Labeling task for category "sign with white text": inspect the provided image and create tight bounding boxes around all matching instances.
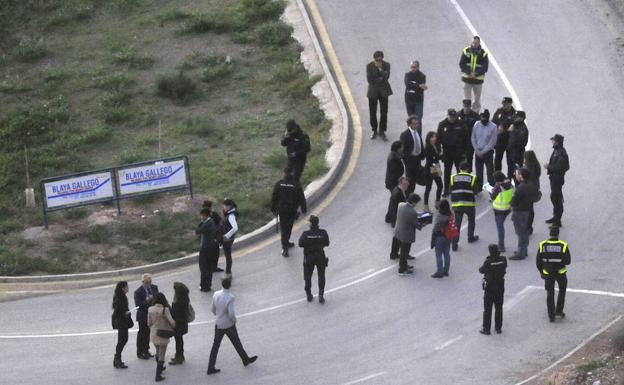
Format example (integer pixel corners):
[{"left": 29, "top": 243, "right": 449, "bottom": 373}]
[
  {"left": 44, "top": 172, "right": 115, "bottom": 209},
  {"left": 117, "top": 159, "right": 187, "bottom": 196}
]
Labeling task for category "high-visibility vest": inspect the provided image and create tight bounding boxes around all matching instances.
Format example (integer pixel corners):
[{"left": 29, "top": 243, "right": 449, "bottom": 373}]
[
  {"left": 461, "top": 47, "right": 487, "bottom": 81},
  {"left": 450, "top": 172, "right": 477, "bottom": 208},
  {"left": 492, "top": 186, "right": 513, "bottom": 211},
  {"left": 538, "top": 240, "right": 569, "bottom": 275}
]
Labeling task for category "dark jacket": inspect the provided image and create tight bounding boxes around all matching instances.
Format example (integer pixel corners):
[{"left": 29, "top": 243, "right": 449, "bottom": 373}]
[
  {"left": 170, "top": 301, "right": 193, "bottom": 335},
  {"left": 510, "top": 180, "right": 537, "bottom": 211},
  {"left": 423, "top": 142, "right": 442, "bottom": 178},
  {"left": 506, "top": 121, "right": 529, "bottom": 163},
  {"left": 536, "top": 238, "right": 571, "bottom": 276},
  {"left": 492, "top": 106, "right": 516, "bottom": 149},
  {"left": 399, "top": 128, "right": 424, "bottom": 160},
  {"left": 281, "top": 128, "right": 310, "bottom": 160},
  {"left": 459, "top": 46, "right": 489, "bottom": 84},
  {"left": 385, "top": 151, "right": 405, "bottom": 190},
  {"left": 222, "top": 208, "right": 239, "bottom": 241},
  {"left": 271, "top": 176, "right": 307, "bottom": 214},
  {"left": 458, "top": 109, "right": 479, "bottom": 151},
  {"left": 134, "top": 284, "right": 159, "bottom": 324},
  {"left": 196, "top": 217, "right": 217, "bottom": 251},
  {"left": 479, "top": 255, "right": 507, "bottom": 291},
  {"left": 385, "top": 186, "right": 408, "bottom": 227},
  {"left": 298, "top": 227, "right": 330, "bottom": 265},
  {"left": 437, "top": 118, "right": 467, "bottom": 160},
  {"left": 404, "top": 70, "right": 426, "bottom": 102},
  {"left": 366, "top": 60, "right": 393, "bottom": 98},
  {"left": 112, "top": 294, "right": 133, "bottom": 330},
  {"left": 546, "top": 143, "right": 569, "bottom": 185}
]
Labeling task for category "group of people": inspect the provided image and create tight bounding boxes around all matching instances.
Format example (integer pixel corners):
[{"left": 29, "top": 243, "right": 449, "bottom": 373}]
[
  {"left": 112, "top": 274, "right": 257, "bottom": 381},
  {"left": 376, "top": 36, "right": 572, "bottom": 334}
]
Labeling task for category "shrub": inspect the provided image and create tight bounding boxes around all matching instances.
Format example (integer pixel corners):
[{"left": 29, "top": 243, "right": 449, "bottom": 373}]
[
  {"left": 255, "top": 22, "right": 293, "bottom": 46},
  {"left": 263, "top": 149, "right": 287, "bottom": 169},
  {"left": 155, "top": 72, "right": 197, "bottom": 104},
  {"left": 0, "top": 247, "right": 53, "bottom": 276},
  {"left": 86, "top": 225, "right": 112, "bottom": 244},
  {"left": 180, "top": 13, "right": 231, "bottom": 34},
  {"left": 176, "top": 118, "right": 217, "bottom": 137},
  {"left": 154, "top": 7, "right": 190, "bottom": 23},
  {"left": 100, "top": 91, "right": 133, "bottom": 124},
  {"left": 240, "top": 0, "right": 285, "bottom": 23},
  {"left": 80, "top": 126, "right": 113, "bottom": 145},
  {"left": 11, "top": 37, "right": 46, "bottom": 62},
  {"left": 45, "top": 2, "right": 95, "bottom": 27},
  {"left": 63, "top": 207, "right": 89, "bottom": 220},
  {"left": 92, "top": 72, "right": 134, "bottom": 91},
  {"left": 111, "top": 45, "right": 155, "bottom": 69},
  {"left": 200, "top": 62, "right": 233, "bottom": 83}
]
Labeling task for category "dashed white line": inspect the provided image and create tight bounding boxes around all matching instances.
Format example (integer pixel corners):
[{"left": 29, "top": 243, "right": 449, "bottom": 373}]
[
  {"left": 341, "top": 372, "right": 387, "bottom": 385},
  {"left": 434, "top": 335, "right": 464, "bottom": 351}
]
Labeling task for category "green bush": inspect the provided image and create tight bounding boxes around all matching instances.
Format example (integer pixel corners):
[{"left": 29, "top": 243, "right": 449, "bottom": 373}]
[
  {"left": 255, "top": 21, "right": 293, "bottom": 46},
  {"left": 180, "top": 12, "right": 231, "bottom": 34},
  {"left": 200, "top": 63, "right": 233, "bottom": 83},
  {"left": 86, "top": 224, "right": 112, "bottom": 244},
  {"left": 154, "top": 7, "right": 190, "bottom": 23},
  {"left": 100, "top": 91, "right": 133, "bottom": 124},
  {"left": 116, "top": 148, "right": 149, "bottom": 164},
  {"left": 92, "top": 72, "right": 134, "bottom": 91},
  {"left": 80, "top": 126, "right": 113, "bottom": 145},
  {"left": 176, "top": 118, "right": 217, "bottom": 137},
  {"left": 0, "top": 247, "right": 53, "bottom": 276},
  {"left": 45, "top": 2, "right": 95, "bottom": 27},
  {"left": 240, "top": 0, "right": 285, "bottom": 23},
  {"left": 271, "top": 60, "right": 301, "bottom": 82},
  {"left": 301, "top": 156, "right": 328, "bottom": 185},
  {"left": 263, "top": 149, "right": 287, "bottom": 169},
  {"left": 63, "top": 207, "right": 90, "bottom": 220},
  {"left": 111, "top": 45, "right": 155, "bottom": 69},
  {"left": 11, "top": 37, "right": 46, "bottom": 62},
  {"left": 155, "top": 72, "right": 197, "bottom": 104}
]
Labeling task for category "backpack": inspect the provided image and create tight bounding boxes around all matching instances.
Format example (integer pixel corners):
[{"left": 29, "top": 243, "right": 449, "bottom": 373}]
[{"left": 444, "top": 213, "right": 459, "bottom": 241}]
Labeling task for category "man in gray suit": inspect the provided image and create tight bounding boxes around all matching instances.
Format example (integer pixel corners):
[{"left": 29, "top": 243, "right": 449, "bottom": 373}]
[
  {"left": 394, "top": 193, "right": 427, "bottom": 275},
  {"left": 367, "top": 50, "right": 393, "bottom": 141}
]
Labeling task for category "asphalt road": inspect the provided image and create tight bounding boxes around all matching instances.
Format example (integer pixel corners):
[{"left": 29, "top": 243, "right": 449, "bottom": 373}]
[{"left": 2, "top": 1, "right": 624, "bottom": 384}]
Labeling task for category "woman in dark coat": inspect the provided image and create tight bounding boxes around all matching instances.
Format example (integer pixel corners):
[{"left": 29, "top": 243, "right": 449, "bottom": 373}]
[
  {"left": 423, "top": 131, "right": 443, "bottom": 211},
  {"left": 523, "top": 150, "right": 541, "bottom": 234},
  {"left": 168, "top": 282, "right": 195, "bottom": 365},
  {"left": 112, "top": 281, "right": 133, "bottom": 369}
]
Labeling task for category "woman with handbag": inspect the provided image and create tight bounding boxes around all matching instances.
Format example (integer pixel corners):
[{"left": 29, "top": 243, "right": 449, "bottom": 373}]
[
  {"left": 148, "top": 292, "right": 176, "bottom": 382},
  {"left": 169, "top": 282, "right": 195, "bottom": 365},
  {"left": 423, "top": 131, "right": 443, "bottom": 212},
  {"left": 430, "top": 199, "right": 454, "bottom": 278},
  {"left": 112, "top": 281, "right": 133, "bottom": 369}
]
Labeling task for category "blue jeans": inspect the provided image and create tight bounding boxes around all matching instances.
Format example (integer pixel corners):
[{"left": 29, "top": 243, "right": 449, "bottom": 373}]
[
  {"left": 435, "top": 236, "right": 451, "bottom": 274},
  {"left": 511, "top": 210, "right": 530, "bottom": 257},
  {"left": 494, "top": 211, "right": 510, "bottom": 249},
  {"left": 405, "top": 100, "right": 424, "bottom": 122}
]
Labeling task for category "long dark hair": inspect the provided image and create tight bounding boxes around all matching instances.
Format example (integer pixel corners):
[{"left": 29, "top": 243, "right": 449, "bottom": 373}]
[
  {"left": 172, "top": 282, "right": 190, "bottom": 309},
  {"left": 425, "top": 131, "right": 438, "bottom": 150},
  {"left": 153, "top": 292, "right": 170, "bottom": 308},
  {"left": 112, "top": 281, "right": 128, "bottom": 309},
  {"left": 523, "top": 150, "right": 541, "bottom": 178},
  {"left": 438, "top": 199, "right": 452, "bottom": 216}
]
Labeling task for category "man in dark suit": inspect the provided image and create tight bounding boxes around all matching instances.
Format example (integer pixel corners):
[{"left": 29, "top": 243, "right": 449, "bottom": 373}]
[
  {"left": 197, "top": 208, "right": 217, "bottom": 291},
  {"left": 366, "top": 50, "right": 393, "bottom": 140},
  {"left": 134, "top": 273, "right": 159, "bottom": 359},
  {"left": 399, "top": 116, "right": 424, "bottom": 194},
  {"left": 386, "top": 177, "right": 412, "bottom": 261},
  {"left": 385, "top": 141, "right": 406, "bottom": 191}
]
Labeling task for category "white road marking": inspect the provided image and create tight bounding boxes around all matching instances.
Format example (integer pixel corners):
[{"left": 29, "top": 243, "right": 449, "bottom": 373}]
[
  {"left": 513, "top": 315, "right": 623, "bottom": 385},
  {"left": 504, "top": 286, "right": 538, "bottom": 312},
  {"left": 341, "top": 372, "right": 387, "bottom": 385},
  {"left": 434, "top": 335, "right": 463, "bottom": 351},
  {"left": 449, "top": 0, "right": 531, "bottom": 150},
  {"left": 527, "top": 285, "right": 624, "bottom": 298},
  {"left": 335, "top": 269, "right": 375, "bottom": 283}
]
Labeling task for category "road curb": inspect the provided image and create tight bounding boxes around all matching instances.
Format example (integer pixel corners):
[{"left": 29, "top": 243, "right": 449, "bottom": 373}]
[{"left": 0, "top": 0, "right": 352, "bottom": 284}]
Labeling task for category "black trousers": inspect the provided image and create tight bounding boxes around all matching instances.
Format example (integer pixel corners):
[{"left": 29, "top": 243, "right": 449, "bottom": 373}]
[
  {"left": 199, "top": 249, "right": 215, "bottom": 290},
  {"left": 550, "top": 180, "right": 564, "bottom": 223},
  {"left": 288, "top": 156, "right": 307, "bottom": 181},
  {"left": 210, "top": 243, "right": 221, "bottom": 271},
  {"left": 208, "top": 325, "right": 250, "bottom": 369},
  {"left": 465, "top": 149, "right": 474, "bottom": 172},
  {"left": 399, "top": 241, "right": 412, "bottom": 272},
  {"left": 222, "top": 240, "right": 234, "bottom": 274},
  {"left": 405, "top": 155, "right": 421, "bottom": 194},
  {"left": 454, "top": 206, "right": 476, "bottom": 243},
  {"left": 475, "top": 150, "right": 494, "bottom": 188},
  {"left": 174, "top": 332, "right": 184, "bottom": 355},
  {"left": 116, "top": 327, "right": 128, "bottom": 357},
  {"left": 136, "top": 322, "right": 150, "bottom": 355},
  {"left": 304, "top": 262, "right": 326, "bottom": 296},
  {"left": 545, "top": 274, "right": 567, "bottom": 318},
  {"left": 390, "top": 236, "right": 400, "bottom": 258},
  {"left": 368, "top": 96, "right": 388, "bottom": 134},
  {"left": 528, "top": 204, "right": 535, "bottom": 233},
  {"left": 494, "top": 146, "right": 506, "bottom": 173},
  {"left": 483, "top": 288, "right": 504, "bottom": 332},
  {"left": 424, "top": 175, "right": 443, "bottom": 205},
  {"left": 443, "top": 158, "right": 462, "bottom": 195},
  {"left": 279, "top": 210, "right": 297, "bottom": 249}
]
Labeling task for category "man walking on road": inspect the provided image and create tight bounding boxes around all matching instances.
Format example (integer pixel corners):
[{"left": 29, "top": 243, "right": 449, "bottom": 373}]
[
  {"left": 281, "top": 119, "right": 311, "bottom": 181},
  {"left": 459, "top": 36, "right": 489, "bottom": 112},
  {"left": 394, "top": 193, "right": 426, "bottom": 275},
  {"left": 544, "top": 134, "right": 569, "bottom": 227},
  {"left": 479, "top": 244, "right": 507, "bottom": 335},
  {"left": 134, "top": 273, "right": 159, "bottom": 359},
  {"left": 404, "top": 60, "right": 428, "bottom": 121},
  {"left": 271, "top": 168, "right": 307, "bottom": 257},
  {"left": 536, "top": 226, "right": 571, "bottom": 322},
  {"left": 207, "top": 278, "right": 258, "bottom": 375},
  {"left": 471, "top": 109, "right": 497, "bottom": 188},
  {"left": 197, "top": 208, "right": 217, "bottom": 291},
  {"left": 367, "top": 50, "right": 393, "bottom": 140},
  {"left": 450, "top": 162, "right": 479, "bottom": 251},
  {"left": 509, "top": 168, "right": 538, "bottom": 260},
  {"left": 298, "top": 215, "right": 330, "bottom": 304}
]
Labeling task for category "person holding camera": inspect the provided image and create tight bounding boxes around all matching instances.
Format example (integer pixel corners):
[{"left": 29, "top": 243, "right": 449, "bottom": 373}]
[
  {"left": 281, "top": 120, "right": 311, "bottom": 181},
  {"left": 134, "top": 273, "right": 159, "bottom": 360},
  {"left": 148, "top": 292, "right": 175, "bottom": 382},
  {"left": 298, "top": 215, "right": 330, "bottom": 303}
]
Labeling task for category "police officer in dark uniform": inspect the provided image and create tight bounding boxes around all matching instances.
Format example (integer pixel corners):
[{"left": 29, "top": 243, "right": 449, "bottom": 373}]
[
  {"left": 196, "top": 208, "right": 217, "bottom": 291},
  {"left": 281, "top": 120, "right": 311, "bottom": 181},
  {"left": 450, "top": 162, "right": 479, "bottom": 251},
  {"left": 536, "top": 226, "right": 571, "bottom": 322},
  {"left": 479, "top": 244, "right": 507, "bottom": 335},
  {"left": 544, "top": 134, "right": 569, "bottom": 227},
  {"left": 298, "top": 215, "right": 330, "bottom": 304},
  {"left": 203, "top": 200, "right": 224, "bottom": 273},
  {"left": 506, "top": 111, "right": 529, "bottom": 180},
  {"left": 271, "top": 168, "right": 307, "bottom": 257},
  {"left": 437, "top": 109, "right": 467, "bottom": 196},
  {"left": 492, "top": 97, "right": 516, "bottom": 175},
  {"left": 458, "top": 99, "right": 479, "bottom": 171}
]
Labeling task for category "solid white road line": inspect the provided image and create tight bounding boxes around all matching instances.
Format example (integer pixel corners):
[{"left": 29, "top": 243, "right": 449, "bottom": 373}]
[
  {"left": 513, "top": 315, "right": 623, "bottom": 385},
  {"left": 527, "top": 285, "right": 624, "bottom": 299},
  {"left": 503, "top": 286, "right": 537, "bottom": 312},
  {"left": 341, "top": 372, "right": 387, "bottom": 385},
  {"left": 434, "top": 335, "right": 464, "bottom": 351}
]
